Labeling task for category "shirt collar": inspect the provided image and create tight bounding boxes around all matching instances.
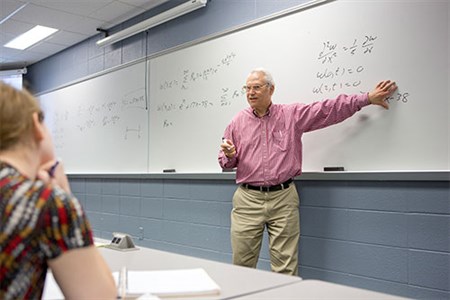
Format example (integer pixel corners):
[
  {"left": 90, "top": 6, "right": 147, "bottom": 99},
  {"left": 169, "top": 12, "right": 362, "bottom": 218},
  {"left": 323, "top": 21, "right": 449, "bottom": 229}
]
[{"left": 252, "top": 102, "right": 273, "bottom": 118}]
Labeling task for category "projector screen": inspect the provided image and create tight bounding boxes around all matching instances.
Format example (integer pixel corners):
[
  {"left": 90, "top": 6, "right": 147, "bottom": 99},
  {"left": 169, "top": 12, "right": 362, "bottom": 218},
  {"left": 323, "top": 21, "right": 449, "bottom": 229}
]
[{"left": 0, "top": 74, "right": 23, "bottom": 90}]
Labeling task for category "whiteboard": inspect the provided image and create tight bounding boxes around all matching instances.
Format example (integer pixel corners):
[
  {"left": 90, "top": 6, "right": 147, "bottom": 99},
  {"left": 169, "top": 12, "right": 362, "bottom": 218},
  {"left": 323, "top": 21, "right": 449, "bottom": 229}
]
[
  {"left": 39, "top": 61, "right": 148, "bottom": 173},
  {"left": 148, "top": 0, "right": 449, "bottom": 173}
]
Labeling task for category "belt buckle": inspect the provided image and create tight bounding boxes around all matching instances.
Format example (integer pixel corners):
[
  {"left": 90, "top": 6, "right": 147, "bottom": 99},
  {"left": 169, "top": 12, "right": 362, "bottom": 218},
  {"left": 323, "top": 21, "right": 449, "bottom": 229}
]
[{"left": 259, "top": 186, "right": 269, "bottom": 192}]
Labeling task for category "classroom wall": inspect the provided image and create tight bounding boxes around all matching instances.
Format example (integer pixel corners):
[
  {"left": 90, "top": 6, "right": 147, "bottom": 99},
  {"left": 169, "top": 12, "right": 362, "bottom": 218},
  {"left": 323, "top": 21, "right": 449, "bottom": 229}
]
[{"left": 26, "top": 0, "right": 449, "bottom": 299}]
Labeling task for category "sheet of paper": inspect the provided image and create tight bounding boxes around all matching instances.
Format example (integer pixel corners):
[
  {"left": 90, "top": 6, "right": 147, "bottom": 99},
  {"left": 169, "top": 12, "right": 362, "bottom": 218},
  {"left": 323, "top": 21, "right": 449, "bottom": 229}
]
[
  {"left": 43, "top": 268, "right": 220, "bottom": 299},
  {"left": 112, "top": 268, "right": 221, "bottom": 297},
  {"left": 42, "top": 273, "right": 63, "bottom": 300}
]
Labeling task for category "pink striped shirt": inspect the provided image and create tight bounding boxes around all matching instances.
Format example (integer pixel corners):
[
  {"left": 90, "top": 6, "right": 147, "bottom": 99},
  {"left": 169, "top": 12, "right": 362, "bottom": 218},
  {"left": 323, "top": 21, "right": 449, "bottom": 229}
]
[{"left": 218, "top": 93, "right": 370, "bottom": 185}]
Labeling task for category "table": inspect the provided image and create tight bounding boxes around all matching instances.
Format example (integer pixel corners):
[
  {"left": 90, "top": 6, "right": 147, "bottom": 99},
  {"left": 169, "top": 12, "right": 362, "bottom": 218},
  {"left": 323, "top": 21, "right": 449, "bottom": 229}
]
[
  {"left": 98, "top": 245, "right": 301, "bottom": 300},
  {"left": 234, "top": 279, "right": 409, "bottom": 299},
  {"left": 45, "top": 241, "right": 407, "bottom": 300}
]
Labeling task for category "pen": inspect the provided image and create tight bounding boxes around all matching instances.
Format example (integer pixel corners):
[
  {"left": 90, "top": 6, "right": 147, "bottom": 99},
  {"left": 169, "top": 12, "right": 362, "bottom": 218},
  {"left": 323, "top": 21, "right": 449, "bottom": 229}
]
[
  {"left": 48, "top": 159, "right": 60, "bottom": 178},
  {"left": 118, "top": 266, "right": 128, "bottom": 299}
]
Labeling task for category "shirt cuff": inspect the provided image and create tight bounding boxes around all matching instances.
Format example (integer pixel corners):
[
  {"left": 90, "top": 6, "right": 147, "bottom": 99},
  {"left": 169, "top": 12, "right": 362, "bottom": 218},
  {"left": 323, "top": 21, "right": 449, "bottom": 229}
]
[
  {"left": 221, "top": 154, "right": 236, "bottom": 168},
  {"left": 362, "top": 92, "right": 371, "bottom": 107}
]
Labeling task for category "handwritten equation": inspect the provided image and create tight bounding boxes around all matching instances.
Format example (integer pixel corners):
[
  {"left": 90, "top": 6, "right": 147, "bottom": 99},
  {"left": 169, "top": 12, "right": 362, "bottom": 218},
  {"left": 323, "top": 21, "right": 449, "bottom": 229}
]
[
  {"left": 157, "top": 98, "right": 214, "bottom": 112},
  {"left": 220, "top": 87, "right": 245, "bottom": 106},
  {"left": 152, "top": 51, "right": 245, "bottom": 128},
  {"left": 49, "top": 113, "right": 66, "bottom": 150},
  {"left": 75, "top": 89, "right": 145, "bottom": 133},
  {"left": 312, "top": 35, "right": 410, "bottom": 103},
  {"left": 386, "top": 91, "right": 410, "bottom": 104},
  {"left": 156, "top": 86, "right": 243, "bottom": 112},
  {"left": 155, "top": 51, "right": 243, "bottom": 128},
  {"left": 318, "top": 35, "right": 377, "bottom": 65},
  {"left": 157, "top": 86, "right": 244, "bottom": 128},
  {"left": 158, "top": 52, "right": 237, "bottom": 91},
  {"left": 48, "top": 88, "right": 146, "bottom": 149},
  {"left": 313, "top": 35, "right": 377, "bottom": 95}
]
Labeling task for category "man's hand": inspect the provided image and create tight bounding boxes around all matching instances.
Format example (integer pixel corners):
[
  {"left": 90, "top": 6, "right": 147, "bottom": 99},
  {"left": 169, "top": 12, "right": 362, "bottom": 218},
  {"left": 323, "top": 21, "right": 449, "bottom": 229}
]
[
  {"left": 221, "top": 138, "right": 236, "bottom": 159},
  {"left": 368, "top": 80, "right": 398, "bottom": 109}
]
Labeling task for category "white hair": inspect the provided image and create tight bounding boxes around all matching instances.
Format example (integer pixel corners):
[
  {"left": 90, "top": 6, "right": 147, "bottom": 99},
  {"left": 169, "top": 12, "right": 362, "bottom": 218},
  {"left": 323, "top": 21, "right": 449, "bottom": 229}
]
[{"left": 248, "top": 67, "right": 275, "bottom": 86}]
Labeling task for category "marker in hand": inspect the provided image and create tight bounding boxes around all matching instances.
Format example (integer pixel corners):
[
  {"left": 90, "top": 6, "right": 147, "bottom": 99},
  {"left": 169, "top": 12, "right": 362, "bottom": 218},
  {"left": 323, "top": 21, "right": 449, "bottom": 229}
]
[
  {"left": 222, "top": 138, "right": 231, "bottom": 150},
  {"left": 221, "top": 138, "right": 235, "bottom": 158}
]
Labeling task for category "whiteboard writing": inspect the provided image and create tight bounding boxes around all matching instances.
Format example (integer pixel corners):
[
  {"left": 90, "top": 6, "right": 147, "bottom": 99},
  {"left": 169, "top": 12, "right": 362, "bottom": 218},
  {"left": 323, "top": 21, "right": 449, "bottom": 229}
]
[
  {"left": 311, "top": 35, "right": 411, "bottom": 104},
  {"left": 313, "top": 35, "right": 375, "bottom": 95},
  {"left": 39, "top": 61, "right": 148, "bottom": 173},
  {"left": 153, "top": 52, "right": 241, "bottom": 128},
  {"left": 158, "top": 52, "right": 237, "bottom": 91},
  {"left": 148, "top": 0, "right": 448, "bottom": 173},
  {"left": 71, "top": 88, "right": 145, "bottom": 135}
]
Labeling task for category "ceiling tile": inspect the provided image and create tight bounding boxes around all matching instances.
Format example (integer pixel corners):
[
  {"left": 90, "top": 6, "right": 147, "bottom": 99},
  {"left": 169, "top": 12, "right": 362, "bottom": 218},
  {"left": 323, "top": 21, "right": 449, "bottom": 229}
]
[
  {"left": 27, "top": 40, "right": 66, "bottom": 55},
  {"left": 0, "top": 44, "right": 22, "bottom": 58},
  {"left": 28, "top": 0, "right": 114, "bottom": 17},
  {"left": 47, "top": 30, "right": 89, "bottom": 46},
  {"left": 63, "top": 16, "right": 110, "bottom": 36},
  {"left": 118, "top": 0, "right": 170, "bottom": 10},
  {"left": 0, "top": 19, "right": 35, "bottom": 35},
  {"left": 92, "top": 1, "right": 146, "bottom": 25},
  {"left": 0, "top": 0, "right": 27, "bottom": 20},
  {"left": 10, "top": 3, "right": 87, "bottom": 31}
]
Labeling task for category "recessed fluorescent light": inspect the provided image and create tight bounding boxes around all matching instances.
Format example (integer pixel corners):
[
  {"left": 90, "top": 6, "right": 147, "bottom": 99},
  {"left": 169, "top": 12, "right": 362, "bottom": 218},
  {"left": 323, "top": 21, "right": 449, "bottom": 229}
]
[{"left": 4, "top": 25, "right": 58, "bottom": 50}]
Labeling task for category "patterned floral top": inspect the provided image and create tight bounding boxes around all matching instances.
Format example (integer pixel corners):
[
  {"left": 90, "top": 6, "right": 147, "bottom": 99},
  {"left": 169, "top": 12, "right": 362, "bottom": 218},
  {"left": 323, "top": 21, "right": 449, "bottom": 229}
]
[{"left": 0, "top": 161, "right": 93, "bottom": 299}]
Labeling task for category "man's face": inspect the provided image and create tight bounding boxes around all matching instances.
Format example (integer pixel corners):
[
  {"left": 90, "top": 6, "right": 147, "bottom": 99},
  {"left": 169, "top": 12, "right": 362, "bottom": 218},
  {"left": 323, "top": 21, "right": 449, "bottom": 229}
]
[{"left": 245, "top": 72, "right": 274, "bottom": 114}]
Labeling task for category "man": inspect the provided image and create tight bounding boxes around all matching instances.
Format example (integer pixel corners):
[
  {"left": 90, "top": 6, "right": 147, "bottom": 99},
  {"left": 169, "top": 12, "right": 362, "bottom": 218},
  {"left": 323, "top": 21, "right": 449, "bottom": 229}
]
[{"left": 218, "top": 68, "right": 397, "bottom": 276}]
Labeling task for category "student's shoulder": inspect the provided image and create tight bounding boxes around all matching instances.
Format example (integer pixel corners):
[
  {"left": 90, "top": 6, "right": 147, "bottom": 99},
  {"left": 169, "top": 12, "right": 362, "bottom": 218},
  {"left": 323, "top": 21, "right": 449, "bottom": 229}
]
[{"left": 0, "top": 163, "right": 43, "bottom": 198}]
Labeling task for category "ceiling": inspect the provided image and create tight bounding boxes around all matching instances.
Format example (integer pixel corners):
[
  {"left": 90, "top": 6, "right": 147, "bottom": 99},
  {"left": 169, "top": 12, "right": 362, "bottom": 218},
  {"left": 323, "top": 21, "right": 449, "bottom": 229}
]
[{"left": 0, "top": 0, "right": 170, "bottom": 71}]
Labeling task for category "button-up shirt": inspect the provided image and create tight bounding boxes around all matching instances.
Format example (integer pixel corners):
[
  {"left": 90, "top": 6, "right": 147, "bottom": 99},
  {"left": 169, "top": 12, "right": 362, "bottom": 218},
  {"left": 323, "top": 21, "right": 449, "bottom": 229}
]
[{"left": 218, "top": 93, "right": 370, "bottom": 185}]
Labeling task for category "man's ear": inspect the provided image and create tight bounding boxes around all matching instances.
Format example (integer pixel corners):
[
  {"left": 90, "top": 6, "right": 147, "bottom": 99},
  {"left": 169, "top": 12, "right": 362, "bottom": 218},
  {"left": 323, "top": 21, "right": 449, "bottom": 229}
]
[
  {"left": 32, "top": 112, "right": 45, "bottom": 142},
  {"left": 269, "top": 84, "right": 275, "bottom": 96}
]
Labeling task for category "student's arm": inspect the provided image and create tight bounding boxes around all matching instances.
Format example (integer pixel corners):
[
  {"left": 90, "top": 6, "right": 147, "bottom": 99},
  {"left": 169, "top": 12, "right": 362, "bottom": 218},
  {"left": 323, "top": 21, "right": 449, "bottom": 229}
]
[
  {"left": 38, "top": 159, "right": 71, "bottom": 194},
  {"left": 48, "top": 245, "right": 116, "bottom": 299}
]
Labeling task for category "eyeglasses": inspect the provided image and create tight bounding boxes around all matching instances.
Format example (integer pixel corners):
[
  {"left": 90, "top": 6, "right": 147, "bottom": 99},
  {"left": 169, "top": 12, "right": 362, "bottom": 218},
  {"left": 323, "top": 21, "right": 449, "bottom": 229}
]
[{"left": 242, "top": 83, "right": 269, "bottom": 93}]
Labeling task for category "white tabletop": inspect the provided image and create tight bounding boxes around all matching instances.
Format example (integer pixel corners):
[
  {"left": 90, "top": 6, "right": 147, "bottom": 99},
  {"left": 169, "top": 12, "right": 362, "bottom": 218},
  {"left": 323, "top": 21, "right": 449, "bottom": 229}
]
[
  {"left": 45, "top": 242, "right": 407, "bottom": 300},
  {"left": 99, "top": 245, "right": 301, "bottom": 299},
  {"left": 233, "top": 279, "right": 409, "bottom": 299}
]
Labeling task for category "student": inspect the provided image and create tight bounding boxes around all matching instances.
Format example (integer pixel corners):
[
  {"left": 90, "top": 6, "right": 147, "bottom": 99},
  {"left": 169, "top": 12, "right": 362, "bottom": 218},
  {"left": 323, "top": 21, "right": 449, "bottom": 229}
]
[
  {"left": 0, "top": 82, "right": 116, "bottom": 299},
  {"left": 218, "top": 68, "right": 397, "bottom": 276}
]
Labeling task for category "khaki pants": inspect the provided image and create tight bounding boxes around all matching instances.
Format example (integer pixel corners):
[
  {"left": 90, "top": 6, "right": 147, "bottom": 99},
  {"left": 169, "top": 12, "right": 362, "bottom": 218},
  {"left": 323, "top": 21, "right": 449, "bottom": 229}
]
[{"left": 231, "top": 184, "right": 300, "bottom": 276}]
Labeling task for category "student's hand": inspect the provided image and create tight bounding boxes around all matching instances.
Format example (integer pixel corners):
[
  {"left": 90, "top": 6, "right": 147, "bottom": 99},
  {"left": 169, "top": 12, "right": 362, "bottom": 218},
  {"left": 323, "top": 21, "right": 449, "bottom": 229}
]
[
  {"left": 221, "top": 139, "right": 236, "bottom": 159},
  {"left": 368, "top": 80, "right": 398, "bottom": 110},
  {"left": 37, "top": 159, "right": 72, "bottom": 194}
]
